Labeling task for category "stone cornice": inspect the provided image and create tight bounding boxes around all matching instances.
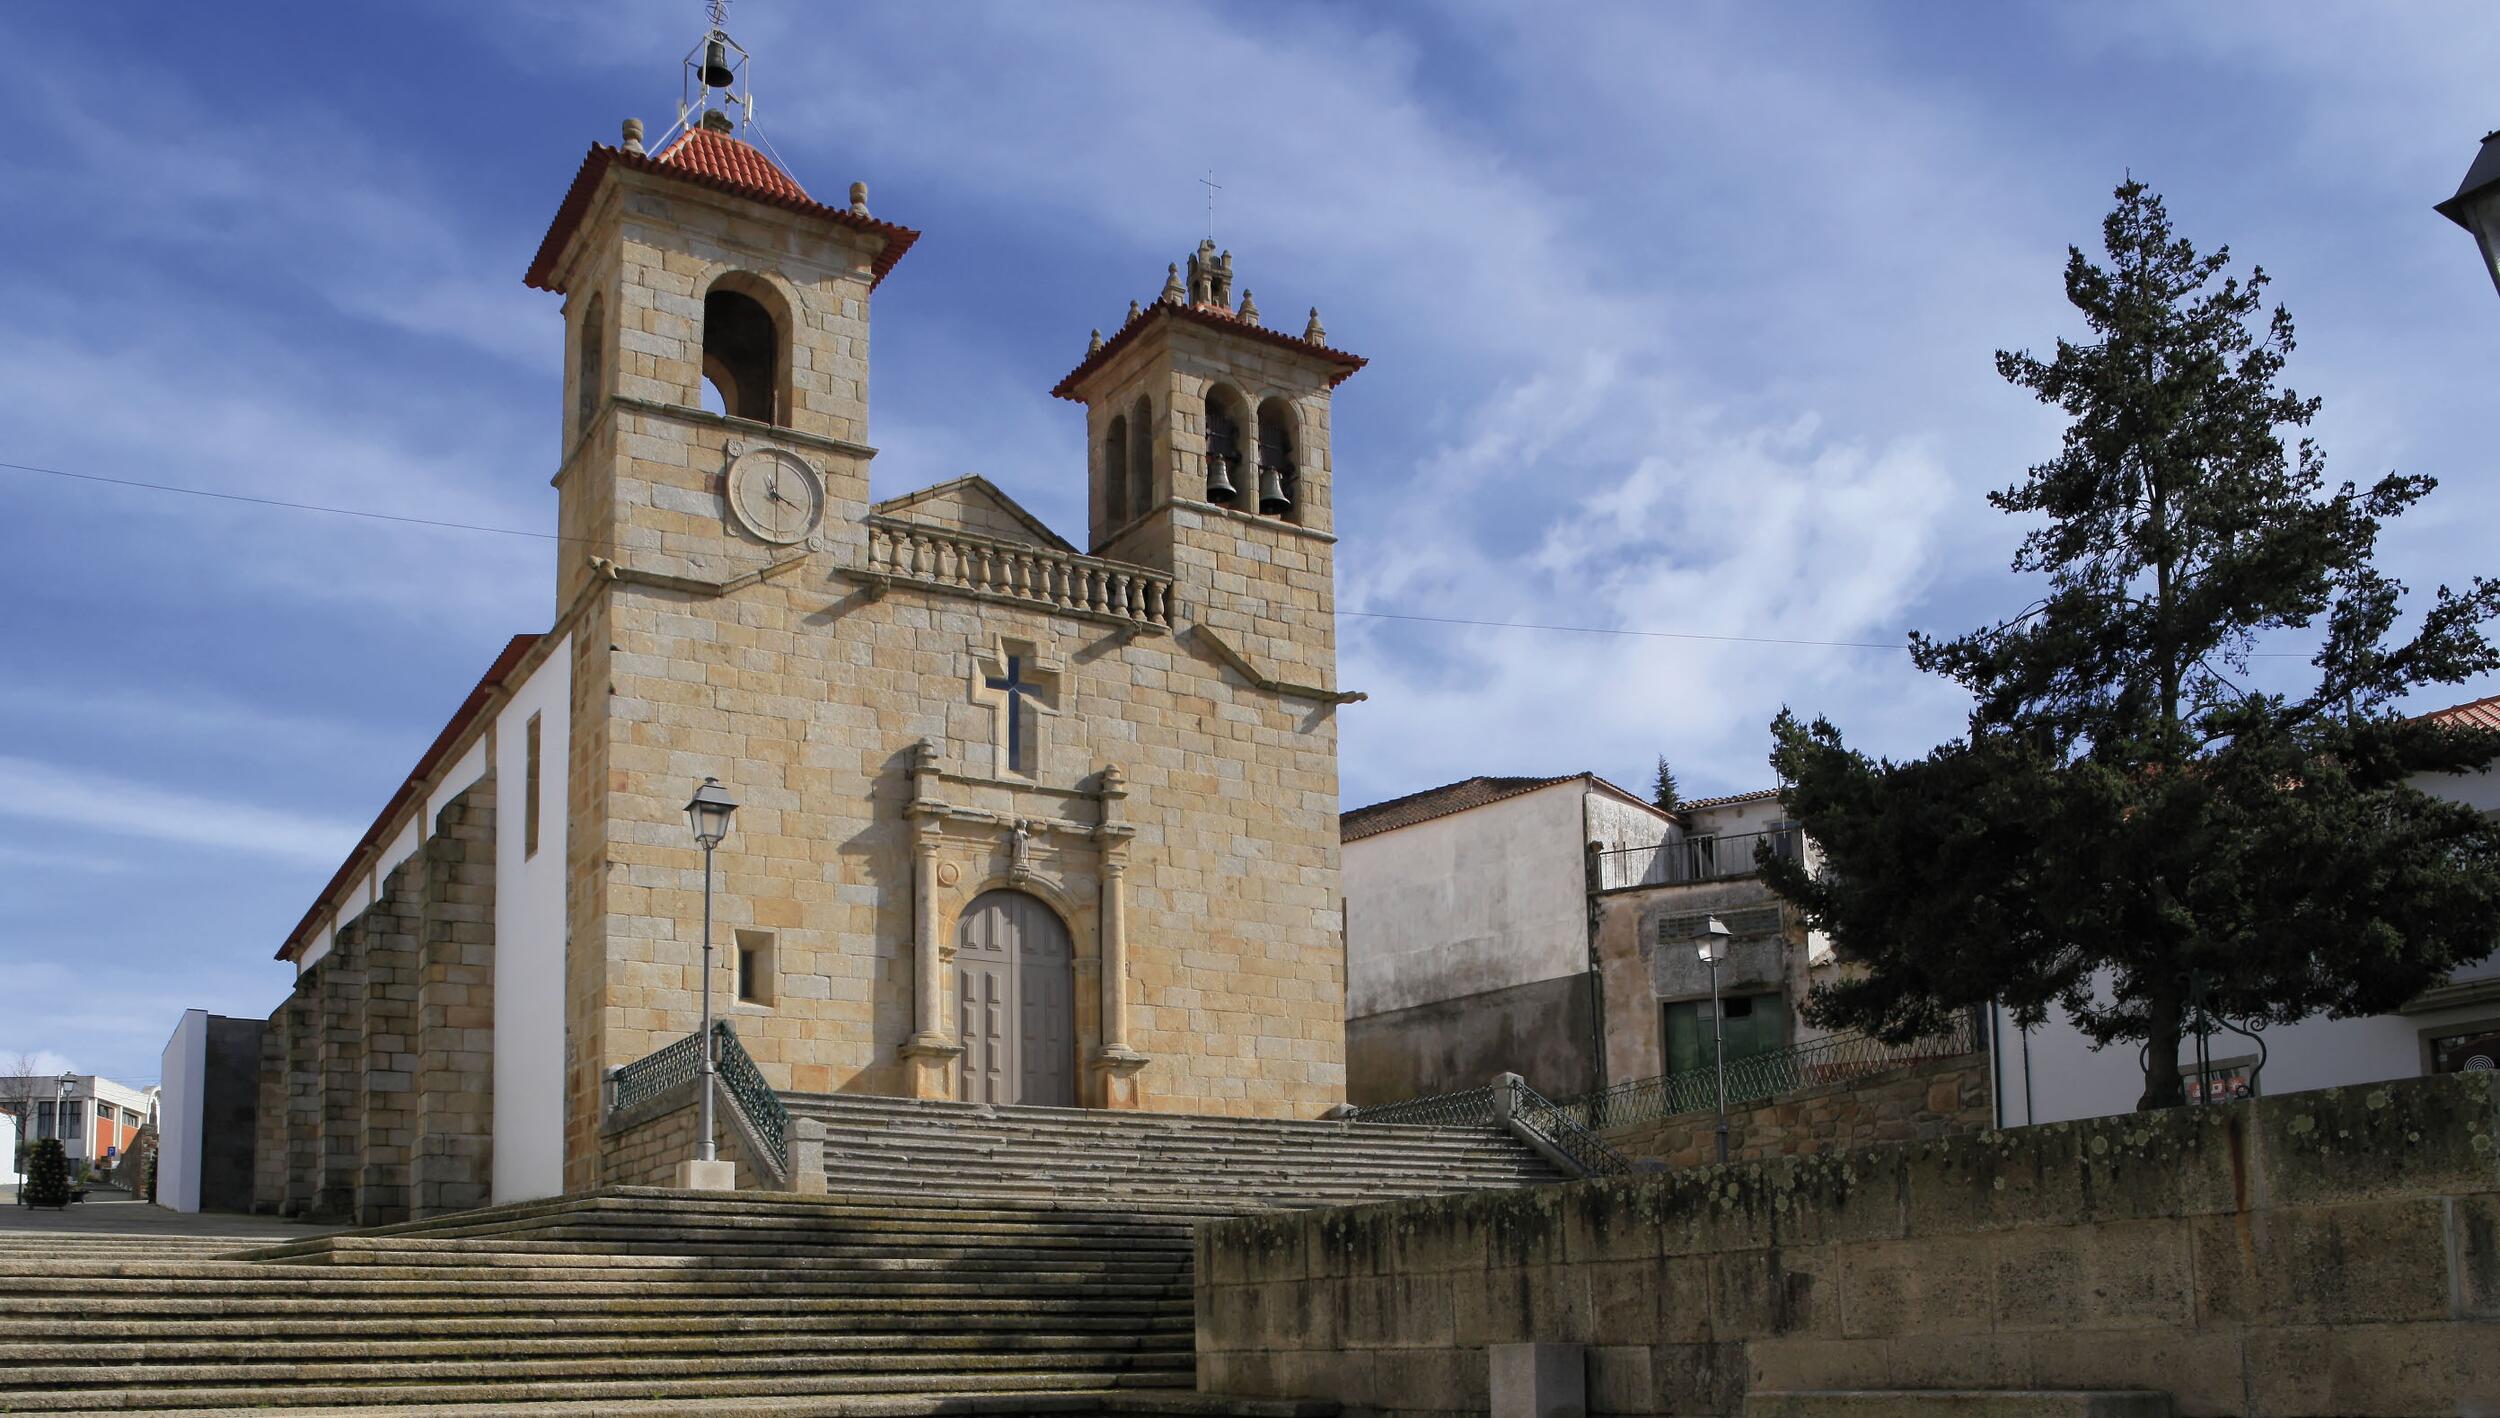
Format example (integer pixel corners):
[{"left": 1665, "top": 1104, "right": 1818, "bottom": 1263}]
[{"left": 1192, "top": 626, "right": 1365, "bottom": 705}]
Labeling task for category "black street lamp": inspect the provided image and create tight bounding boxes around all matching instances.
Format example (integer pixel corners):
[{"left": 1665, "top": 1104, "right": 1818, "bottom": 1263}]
[
  {"left": 684, "top": 777, "right": 738, "bottom": 1180},
  {"left": 2436, "top": 130, "right": 2500, "bottom": 300},
  {"left": 1694, "top": 917, "right": 1733, "bottom": 1164},
  {"left": 54, "top": 1073, "right": 76, "bottom": 1168}
]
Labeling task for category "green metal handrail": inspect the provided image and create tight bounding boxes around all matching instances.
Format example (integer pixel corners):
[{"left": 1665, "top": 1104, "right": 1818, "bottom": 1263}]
[
  {"left": 607, "top": 1021, "right": 790, "bottom": 1175},
  {"left": 1568, "top": 1012, "right": 1979, "bottom": 1132},
  {"left": 1503, "top": 1075, "right": 1632, "bottom": 1176},
  {"left": 1344, "top": 1086, "right": 1497, "bottom": 1128},
  {"left": 711, "top": 1022, "right": 790, "bottom": 1173}
]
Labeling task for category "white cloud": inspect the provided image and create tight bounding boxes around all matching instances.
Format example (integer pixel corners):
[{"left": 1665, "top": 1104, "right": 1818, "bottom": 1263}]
[{"left": 0, "top": 757, "right": 361, "bottom": 866}]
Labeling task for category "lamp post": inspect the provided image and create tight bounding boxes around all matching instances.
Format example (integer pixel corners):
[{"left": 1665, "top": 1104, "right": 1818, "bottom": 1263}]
[
  {"left": 54, "top": 1073, "right": 75, "bottom": 1172},
  {"left": 1694, "top": 917, "right": 1733, "bottom": 1164},
  {"left": 684, "top": 777, "right": 738, "bottom": 1178},
  {"left": 2436, "top": 130, "right": 2500, "bottom": 300}
]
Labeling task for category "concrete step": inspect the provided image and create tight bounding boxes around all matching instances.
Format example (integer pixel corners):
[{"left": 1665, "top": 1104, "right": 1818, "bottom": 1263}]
[
  {"left": 0, "top": 1329, "right": 1184, "bottom": 1366},
  {"left": 1744, "top": 1394, "right": 2173, "bottom": 1418},
  {"left": 0, "top": 1311, "right": 1196, "bottom": 1341}
]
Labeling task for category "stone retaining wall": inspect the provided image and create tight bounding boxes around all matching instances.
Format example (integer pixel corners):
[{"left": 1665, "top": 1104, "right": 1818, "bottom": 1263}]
[
  {"left": 1603, "top": 1051, "right": 1992, "bottom": 1170},
  {"left": 598, "top": 1081, "right": 771, "bottom": 1190},
  {"left": 1197, "top": 1071, "right": 2500, "bottom": 1417}
]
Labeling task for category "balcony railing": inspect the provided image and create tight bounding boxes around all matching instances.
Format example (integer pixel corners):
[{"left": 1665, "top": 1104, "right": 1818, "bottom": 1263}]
[
  {"left": 1594, "top": 827, "right": 1803, "bottom": 891},
  {"left": 862, "top": 518, "right": 1176, "bottom": 633}
]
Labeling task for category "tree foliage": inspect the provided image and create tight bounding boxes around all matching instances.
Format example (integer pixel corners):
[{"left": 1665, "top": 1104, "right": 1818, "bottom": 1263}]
[
  {"left": 1762, "top": 180, "right": 2500, "bottom": 1110},
  {"left": 1652, "top": 756, "right": 1681, "bottom": 814},
  {"left": 23, "top": 1136, "right": 69, "bottom": 1207}
]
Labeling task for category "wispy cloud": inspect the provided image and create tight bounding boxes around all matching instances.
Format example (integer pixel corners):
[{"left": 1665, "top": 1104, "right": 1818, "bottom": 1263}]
[{"left": 0, "top": 758, "right": 360, "bottom": 866}]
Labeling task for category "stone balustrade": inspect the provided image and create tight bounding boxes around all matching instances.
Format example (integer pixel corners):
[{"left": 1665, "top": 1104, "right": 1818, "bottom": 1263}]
[{"left": 864, "top": 518, "right": 1175, "bottom": 631}]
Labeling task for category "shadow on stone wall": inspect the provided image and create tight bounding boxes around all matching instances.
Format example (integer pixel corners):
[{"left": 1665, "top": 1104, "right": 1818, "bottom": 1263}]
[{"left": 1199, "top": 1070, "right": 2500, "bottom": 1417}]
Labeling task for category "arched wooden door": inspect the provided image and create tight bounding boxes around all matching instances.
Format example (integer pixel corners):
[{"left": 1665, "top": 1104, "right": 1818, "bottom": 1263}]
[{"left": 955, "top": 890, "right": 1076, "bottom": 1106}]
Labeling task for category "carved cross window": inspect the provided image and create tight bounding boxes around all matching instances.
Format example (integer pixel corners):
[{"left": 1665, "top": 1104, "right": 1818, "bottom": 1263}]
[{"left": 969, "top": 637, "right": 1062, "bottom": 777}]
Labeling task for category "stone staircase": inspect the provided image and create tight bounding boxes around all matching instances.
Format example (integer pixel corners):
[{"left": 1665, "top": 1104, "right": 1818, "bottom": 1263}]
[
  {"left": 785, "top": 1093, "right": 1569, "bottom": 1208},
  {"left": 0, "top": 1189, "right": 1338, "bottom": 1414}
]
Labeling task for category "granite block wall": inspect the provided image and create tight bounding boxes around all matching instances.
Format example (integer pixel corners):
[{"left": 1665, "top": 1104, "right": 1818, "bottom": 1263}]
[{"left": 1197, "top": 1071, "right": 2500, "bottom": 1417}]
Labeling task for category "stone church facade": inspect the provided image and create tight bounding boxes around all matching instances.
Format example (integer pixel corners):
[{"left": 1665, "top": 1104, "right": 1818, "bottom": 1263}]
[{"left": 251, "top": 108, "right": 1365, "bottom": 1218}]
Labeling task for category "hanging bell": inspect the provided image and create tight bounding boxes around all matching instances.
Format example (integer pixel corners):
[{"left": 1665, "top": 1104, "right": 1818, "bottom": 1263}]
[
  {"left": 701, "top": 34, "right": 737, "bottom": 89},
  {"left": 1258, "top": 467, "right": 1291, "bottom": 515},
  {"left": 1205, "top": 459, "right": 1239, "bottom": 504}
]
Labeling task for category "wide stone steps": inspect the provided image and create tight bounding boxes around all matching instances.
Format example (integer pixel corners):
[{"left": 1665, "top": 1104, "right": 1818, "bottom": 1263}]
[
  {"left": 0, "top": 1192, "right": 1255, "bottom": 1413},
  {"left": 121, "top": 1394, "right": 1335, "bottom": 1418},
  {"left": 782, "top": 1093, "right": 1567, "bottom": 1210}
]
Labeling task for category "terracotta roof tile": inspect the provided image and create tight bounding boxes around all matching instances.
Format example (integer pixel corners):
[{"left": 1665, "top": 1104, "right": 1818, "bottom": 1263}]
[
  {"left": 650, "top": 126, "right": 811, "bottom": 202},
  {"left": 2417, "top": 692, "right": 2500, "bottom": 733},
  {"left": 1341, "top": 775, "right": 1575, "bottom": 842},
  {"left": 1680, "top": 787, "right": 1782, "bottom": 812},
  {"left": 1052, "top": 300, "right": 1364, "bottom": 402},
  {"left": 524, "top": 137, "right": 919, "bottom": 293}
]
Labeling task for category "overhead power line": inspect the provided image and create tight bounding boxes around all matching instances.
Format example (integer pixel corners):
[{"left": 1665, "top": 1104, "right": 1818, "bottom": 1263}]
[{"left": 0, "top": 457, "right": 2316, "bottom": 659}]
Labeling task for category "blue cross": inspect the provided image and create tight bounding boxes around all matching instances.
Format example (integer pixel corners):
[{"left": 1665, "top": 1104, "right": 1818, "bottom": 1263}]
[{"left": 985, "top": 655, "right": 1043, "bottom": 773}]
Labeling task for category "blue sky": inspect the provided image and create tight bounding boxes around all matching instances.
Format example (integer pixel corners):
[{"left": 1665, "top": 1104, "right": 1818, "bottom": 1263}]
[{"left": 5, "top": 1, "right": 2498, "bottom": 1083}]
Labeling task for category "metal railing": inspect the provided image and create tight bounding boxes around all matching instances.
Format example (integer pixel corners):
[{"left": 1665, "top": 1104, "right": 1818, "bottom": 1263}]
[
  {"left": 1500, "top": 1075, "right": 1632, "bottom": 1176},
  {"left": 607, "top": 1020, "right": 791, "bottom": 1176},
  {"left": 1343, "top": 1086, "right": 1496, "bottom": 1128},
  {"left": 1594, "top": 827, "right": 1803, "bottom": 891},
  {"left": 1566, "top": 1011, "right": 1980, "bottom": 1132}
]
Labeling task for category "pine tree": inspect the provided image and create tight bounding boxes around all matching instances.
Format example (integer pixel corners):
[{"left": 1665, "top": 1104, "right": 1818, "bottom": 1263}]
[
  {"left": 1762, "top": 180, "right": 2500, "bottom": 1111},
  {"left": 23, "top": 1136, "right": 69, "bottom": 1207},
  {"left": 1651, "top": 756, "right": 1681, "bottom": 814}
]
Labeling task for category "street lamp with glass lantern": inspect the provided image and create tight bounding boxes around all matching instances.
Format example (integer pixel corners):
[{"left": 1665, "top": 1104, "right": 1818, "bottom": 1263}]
[
  {"left": 1694, "top": 917, "right": 1733, "bottom": 1164},
  {"left": 2436, "top": 130, "right": 2500, "bottom": 301},
  {"left": 682, "top": 777, "right": 738, "bottom": 1188}
]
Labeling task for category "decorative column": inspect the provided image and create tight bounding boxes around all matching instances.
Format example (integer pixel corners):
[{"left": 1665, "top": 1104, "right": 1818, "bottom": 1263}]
[
  {"left": 1088, "top": 764, "right": 1148, "bottom": 1108},
  {"left": 898, "top": 739, "right": 963, "bottom": 1099}
]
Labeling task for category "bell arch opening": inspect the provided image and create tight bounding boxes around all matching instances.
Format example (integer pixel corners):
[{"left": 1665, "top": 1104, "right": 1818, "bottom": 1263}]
[
  {"left": 1256, "top": 396, "right": 1299, "bottom": 521},
  {"left": 1201, "top": 384, "right": 1248, "bottom": 505},
  {"left": 700, "top": 274, "right": 790, "bottom": 426}
]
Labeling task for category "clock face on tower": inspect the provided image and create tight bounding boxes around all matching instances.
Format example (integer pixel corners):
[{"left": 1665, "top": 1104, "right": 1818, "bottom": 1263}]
[{"left": 723, "top": 447, "right": 824, "bottom": 545}]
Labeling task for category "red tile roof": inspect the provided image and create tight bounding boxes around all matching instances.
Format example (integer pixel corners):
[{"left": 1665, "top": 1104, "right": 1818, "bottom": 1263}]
[
  {"left": 277, "top": 635, "right": 541, "bottom": 962},
  {"left": 1341, "top": 771, "right": 1667, "bottom": 843},
  {"left": 1681, "top": 788, "right": 1782, "bottom": 812},
  {"left": 2418, "top": 692, "right": 2500, "bottom": 733},
  {"left": 650, "top": 126, "right": 811, "bottom": 203},
  {"left": 524, "top": 136, "right": 920, "bottom": 293},
  {"left": 1051, "top": 300, "right": 1364, "bottom": 402}
]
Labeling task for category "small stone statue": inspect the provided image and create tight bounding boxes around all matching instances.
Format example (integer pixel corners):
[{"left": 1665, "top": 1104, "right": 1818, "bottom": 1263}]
[{"left": 1008, "top": 819, "right": 1035, "bottom": 883}]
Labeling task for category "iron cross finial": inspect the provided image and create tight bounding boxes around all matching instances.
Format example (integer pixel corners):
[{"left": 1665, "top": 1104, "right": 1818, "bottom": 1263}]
[{"left": 1201, "top": 171, "right": 1222, "bottom": 242}]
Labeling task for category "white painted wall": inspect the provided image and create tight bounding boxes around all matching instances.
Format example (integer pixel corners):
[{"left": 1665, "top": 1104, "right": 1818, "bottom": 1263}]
[
  {"left": 0, "top": 1113, "right": 16, "bottom": 1186},
  {"left": 493, "top": 634, "right": 570, "bottom": 1203},
  {"left": 156, "top": 1010, "right": 208, "bottom": 1212},
  {"left": 1344, "top": 781, "right": 1591, "bottom": 1018}
]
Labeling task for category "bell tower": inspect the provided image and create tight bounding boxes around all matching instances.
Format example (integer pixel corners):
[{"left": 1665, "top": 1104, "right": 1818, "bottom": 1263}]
[
  {"left": 1053, "top": 244, "right": 1363, "bottom": 691},
  {"left": 523, "top": 20, "right": 920, "bottom": 612}
]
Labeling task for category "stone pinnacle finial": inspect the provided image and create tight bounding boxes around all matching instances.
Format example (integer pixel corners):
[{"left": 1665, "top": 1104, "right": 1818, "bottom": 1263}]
[
  {"left": 849, "top": 181, "right": 870, "bottom": 217},
  {"left": 1160, "top": 264, "right": 1185, "bottom": 305},
  {"left": 1126, "top": 299, "right": 1142, "bottom": 324},
  {"left": 621, "top": 117, "right": 646, "bottom": 155},
  {"left": 1304, "top": 307, "right": 1327, "bottom": 344},
  {"left": 1087, "top": 328, "right": 1103, "bottom": 357},
  {"left": 700, "top": 108, "right": 735, "bottom": 134},
  {"left": 1237, "top": 289, "right": 1260, "bottom": 324}
]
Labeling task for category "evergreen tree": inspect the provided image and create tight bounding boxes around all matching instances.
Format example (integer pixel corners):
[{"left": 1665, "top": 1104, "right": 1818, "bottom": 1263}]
[
  {"left": 1762, "top": 180, "right": 2500, "bottom": 1111},
  {"left": 23, "top": 1136, "right": 69, "bottom": 1207},
  {"left": 1651, "top": 756, "right": 1681, "bottom": 814}
]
